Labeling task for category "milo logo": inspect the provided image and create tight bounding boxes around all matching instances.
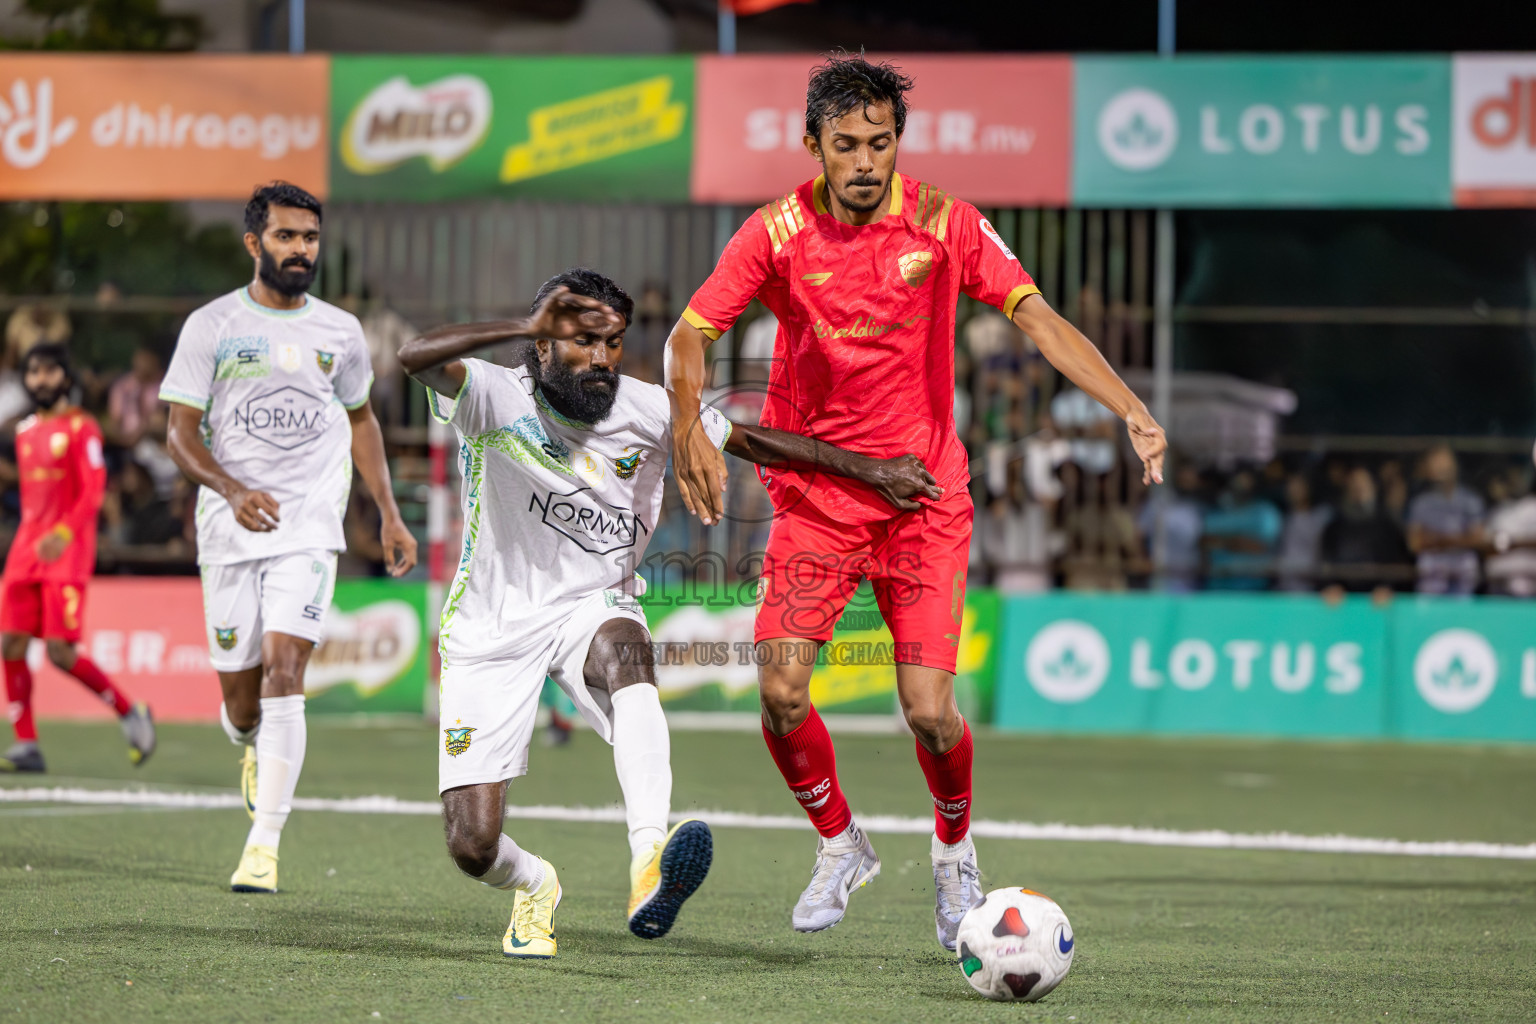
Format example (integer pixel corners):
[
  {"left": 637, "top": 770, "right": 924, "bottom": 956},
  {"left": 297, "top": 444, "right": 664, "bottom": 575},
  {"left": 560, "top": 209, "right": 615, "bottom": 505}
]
[{"left": 341, "top": 74, "right": 492, "bottom": 175}]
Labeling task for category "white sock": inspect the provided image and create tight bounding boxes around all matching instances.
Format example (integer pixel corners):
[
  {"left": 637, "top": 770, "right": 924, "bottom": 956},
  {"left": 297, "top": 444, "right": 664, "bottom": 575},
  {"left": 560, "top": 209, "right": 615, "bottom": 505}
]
[
  {"left": 244, "top": 695, "right": 306, "bottom": 850},
  {"left": 933, "top": 832, "right": 973, "bottom": 860},
  {"left": 474, "top": 833, "right": 546, "bottom": 893},
  {"left": 219, "top": 702, "right": 258, "bottom": 746},
  {"left": 611, "top": 684, "right": 671, "bottom": 860}
]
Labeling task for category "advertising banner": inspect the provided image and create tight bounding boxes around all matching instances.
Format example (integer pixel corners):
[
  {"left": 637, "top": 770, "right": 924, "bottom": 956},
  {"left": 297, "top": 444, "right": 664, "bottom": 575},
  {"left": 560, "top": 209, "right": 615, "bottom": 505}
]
[
  {"left": 1072, "top": 57, "right": 1452, "bottom": 207},
  {"left": 995, "top": 593, "right": 1388, "bottom": 737},
  {"left": 995, "top": 593, "right": 1536, "bottom": 741},
  {"left": 0, "top": 54, "right": 328, "bottom": 200},
  {"left": 642, "top": 583, "right": 1000, "bottom": 721},
  {"left": 1452, "top": 54, "right": 1536, "bottom": 206},
  {"left": 24, "top": 578, "right": 427, "bottom": 721},
  {"left": 329, "top": 55, "right": 693, "bottom": 202},
  {"left": 691, "top": 54, "right": 1072, "bottom": 206},
  {"left": 1389, "top": 598, "right": 1536, "bottom": 741}
]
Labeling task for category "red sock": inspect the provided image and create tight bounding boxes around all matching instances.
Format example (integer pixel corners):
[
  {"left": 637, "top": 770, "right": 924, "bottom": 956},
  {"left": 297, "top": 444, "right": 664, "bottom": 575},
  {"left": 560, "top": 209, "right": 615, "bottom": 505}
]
[
  {"left": 67, "top": 656, "right": 132, "bottom": 717},
  {"left": 4, "top": 659, "right": 37, "bottom": 743},
  {"left": 916, "top": 721, "right": 974, "bottom": 844},
  {"left": 762, "top": 706, "right": 852, "bottom": 838}
]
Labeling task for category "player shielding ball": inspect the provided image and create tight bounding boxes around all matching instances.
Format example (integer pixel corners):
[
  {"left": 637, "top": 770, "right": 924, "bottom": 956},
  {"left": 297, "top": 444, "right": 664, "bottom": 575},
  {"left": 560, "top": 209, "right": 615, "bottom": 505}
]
[
  {"left": 162, "top": 182, "right": 417, "bottom": 893},
  {"left": 666, "top": 55, "right": 1166, "bottom": 948},
  {"left": 1, "top": 344, "right": 155, "bottom": 773},
  {"left": 399, "top": 268, "right": 940, "bottom": 959}
]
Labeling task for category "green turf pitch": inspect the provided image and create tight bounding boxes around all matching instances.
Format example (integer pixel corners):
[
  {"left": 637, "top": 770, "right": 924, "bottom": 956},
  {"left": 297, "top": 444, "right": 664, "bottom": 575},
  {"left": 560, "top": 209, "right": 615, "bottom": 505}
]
[{"left": 2, "top": 722, "right": 1534, "bottom": 1023}]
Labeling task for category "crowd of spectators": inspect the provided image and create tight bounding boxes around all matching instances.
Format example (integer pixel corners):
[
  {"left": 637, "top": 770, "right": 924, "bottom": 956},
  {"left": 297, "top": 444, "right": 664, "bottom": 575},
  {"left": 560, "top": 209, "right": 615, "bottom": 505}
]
[
  {"left": 7, "top": 297, "right": 1536, "bottom": 602},
  {"left": 974, "top": 439, "right": 1536, "bottom": 599}
]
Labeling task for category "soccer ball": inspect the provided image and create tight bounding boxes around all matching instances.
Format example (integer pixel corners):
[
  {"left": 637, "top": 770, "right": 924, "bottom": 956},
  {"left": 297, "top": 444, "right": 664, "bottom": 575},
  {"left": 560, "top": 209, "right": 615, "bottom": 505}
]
[{"left": 955, "top": 887, "right": 1075, "bottom": 1002}]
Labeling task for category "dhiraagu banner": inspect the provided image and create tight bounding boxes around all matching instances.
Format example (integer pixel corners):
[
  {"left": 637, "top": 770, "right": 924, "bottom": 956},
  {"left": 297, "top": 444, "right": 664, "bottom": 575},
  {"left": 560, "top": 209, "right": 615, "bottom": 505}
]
[
  {"left": 642, "top": 584, "right": 1001, "bottom": 722},
  {"left": 1073, "top": 56, "right": 1452, "bottom": 207},
  {"left": 995, "top": 593, "right": 1388, "bottom": 737},
  {"left": 330, "top": 55, "right": 693, "bottom": 201},
  {"left": 304, "top": 579, "right": 428, "bottom": 714}
]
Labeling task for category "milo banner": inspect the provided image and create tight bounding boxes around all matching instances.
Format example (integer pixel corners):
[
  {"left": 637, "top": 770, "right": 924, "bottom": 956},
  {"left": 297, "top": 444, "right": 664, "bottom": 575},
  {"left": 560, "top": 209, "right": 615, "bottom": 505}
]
[
  {"left": 24, "top": 577, "right": 428, "bottom": 721},
  {"left": 641, "top": 584, "right": 1000, "bottom": 722},
  {"left": 303, "top": 579, "right": 429, "bottom": 714},
  {"left": 996, "top": 593, "right": 1536, "bottom": 741},
  {"left": 1073, "top": 56, "right": 1452, "bottom": 207},
  {"left": 329, "top": 55, "right": 693, "bottom": 202}
]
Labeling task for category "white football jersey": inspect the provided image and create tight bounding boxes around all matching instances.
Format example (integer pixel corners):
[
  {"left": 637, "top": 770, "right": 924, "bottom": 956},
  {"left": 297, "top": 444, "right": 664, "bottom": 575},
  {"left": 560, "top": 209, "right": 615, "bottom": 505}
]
[
  {"left": 160, "top": 287, "right": 373, "bottom": 566},
  {"left": 432, "top": 357, "right": 730, "bottom": 662}
]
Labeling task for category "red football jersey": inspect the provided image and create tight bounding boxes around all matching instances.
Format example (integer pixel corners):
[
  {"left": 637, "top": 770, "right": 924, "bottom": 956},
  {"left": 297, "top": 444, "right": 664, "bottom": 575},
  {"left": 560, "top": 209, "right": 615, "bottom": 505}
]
[
  {"left": 3, "top": 410, "right": 106, "bottom": 584},
  {"left": 684, "top": 173, "right": 1039, "bottom": 524}
]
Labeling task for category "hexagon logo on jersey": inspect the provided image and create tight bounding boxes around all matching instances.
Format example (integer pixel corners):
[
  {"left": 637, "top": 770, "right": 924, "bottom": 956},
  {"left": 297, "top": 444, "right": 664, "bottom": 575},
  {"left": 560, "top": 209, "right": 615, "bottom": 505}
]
[
  {"left": 235, "top": 385, "right": 328, "bottom": 451},
  {"left": 529, "top": 486, "right": 650, "bottom": 555},
  {"left": 315, "top": 350, "right": 336, "bottom": 374},
  {"left": 897, "top": 250, "right": 935, "bottom": 287}
]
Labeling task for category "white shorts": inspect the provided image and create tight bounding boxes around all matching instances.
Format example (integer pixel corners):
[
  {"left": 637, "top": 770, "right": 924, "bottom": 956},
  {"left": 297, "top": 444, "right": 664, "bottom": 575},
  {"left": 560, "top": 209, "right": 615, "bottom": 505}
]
[
  {"left": 438, "top": 589, "right": 648, "bottom": 794},
  {"left": 200, "top": 550, "right": 339, "bottom": 672}
]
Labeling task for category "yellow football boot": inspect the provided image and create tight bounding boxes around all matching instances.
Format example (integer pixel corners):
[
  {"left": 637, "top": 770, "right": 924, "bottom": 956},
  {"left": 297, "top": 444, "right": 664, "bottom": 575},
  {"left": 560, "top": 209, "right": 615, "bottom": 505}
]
[
  {"left": 503, "top": 859, "right": 561, "bottom": 959},
  {"left": 230, "top": 844, "right": 278, "bottom": 893},
  {"left": 627, "top": 819, "right": 713, "bottom": 939},
  {"left": 239, "top": 745, "right": 257, "bottom": 820}
]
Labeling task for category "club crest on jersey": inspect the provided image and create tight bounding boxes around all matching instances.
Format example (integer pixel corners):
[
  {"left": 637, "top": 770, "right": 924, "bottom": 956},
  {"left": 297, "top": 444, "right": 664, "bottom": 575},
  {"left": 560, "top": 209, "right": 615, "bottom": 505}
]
[
  {"left": 315, "top": 350, "right": 336, "bottom": 374},
  {"left": 443, "top": 726, "right": 476, "bottom": 757},
  {"left": 614, "top": 449, "right": 642, "bottom": 479},
  {"left": 49, "top": 432, "right": 69, "bottom": 458},
  {"left": 898, "top": 250, "right": 935, "bottom": 287},
  {"left": 214, "top": 626, "right": 238, "bottom": 651}
]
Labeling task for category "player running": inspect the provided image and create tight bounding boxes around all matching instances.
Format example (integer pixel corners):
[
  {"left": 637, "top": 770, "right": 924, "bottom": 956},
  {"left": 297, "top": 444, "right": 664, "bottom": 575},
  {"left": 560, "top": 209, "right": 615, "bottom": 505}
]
[
  {"left": 399, "top": 268, "right": 939, "bottom": 959},
  {"left": 1, "top": 344, "right": 156, "bottom": 773},
  {"left": 665, "top": 55, "right": 1167, "bottom": 949},
  {"left": 161, "top": 182, "right": 417, "bottom": 893}
]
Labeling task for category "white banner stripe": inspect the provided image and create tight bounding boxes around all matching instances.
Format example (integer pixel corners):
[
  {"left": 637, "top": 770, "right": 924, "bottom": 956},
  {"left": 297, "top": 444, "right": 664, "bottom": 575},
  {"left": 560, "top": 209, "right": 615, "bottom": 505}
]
[{"left": 2, "top": 786, "right": 1534, "bottom": 860}]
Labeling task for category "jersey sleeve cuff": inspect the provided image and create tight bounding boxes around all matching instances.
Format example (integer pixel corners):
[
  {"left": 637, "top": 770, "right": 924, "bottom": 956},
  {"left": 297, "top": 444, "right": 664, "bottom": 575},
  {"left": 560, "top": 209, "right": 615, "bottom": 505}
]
[
  {"left": 158, "top": 388, "right": 209, "bottom": 411},
  {"left": 427, "top": 363, "right": 471, "bottom": 426},
  {"left": 715, "top": 418, "right": 732, "bottom": 453},
  {"left": 682, "top": 305, "right": 724, "bottom": 342},
  {"left": 341, "top": 373, "right": 376, "bottom": 411},
  {"left": 1002, "top": 284, "right": 1042, "bottom": 321}
]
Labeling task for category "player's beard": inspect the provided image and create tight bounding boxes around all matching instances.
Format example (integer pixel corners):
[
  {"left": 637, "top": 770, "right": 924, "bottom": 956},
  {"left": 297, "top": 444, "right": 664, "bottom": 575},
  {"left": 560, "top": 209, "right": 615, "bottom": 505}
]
[
  {"left": 23, "top": 379, "right": 68, "bottom": 411},
  {"left": 832, "top": 172, "right": 888, "bottom": 213},
  {"left": 528, "top": 348, "right": 620, "bottom": 424},
  {"left": 257, "top": 242, "right": 317, "bottom": 298}
]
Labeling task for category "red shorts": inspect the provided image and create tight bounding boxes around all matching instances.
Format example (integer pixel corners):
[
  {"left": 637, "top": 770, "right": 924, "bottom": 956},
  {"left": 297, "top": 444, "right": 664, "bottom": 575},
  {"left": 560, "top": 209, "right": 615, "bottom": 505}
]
[
  {"left": 0, "top": 579, "right": 88, "bottom": 642},
  {"left": 754, "top": 491, "right": 973, "bottom": 673}
]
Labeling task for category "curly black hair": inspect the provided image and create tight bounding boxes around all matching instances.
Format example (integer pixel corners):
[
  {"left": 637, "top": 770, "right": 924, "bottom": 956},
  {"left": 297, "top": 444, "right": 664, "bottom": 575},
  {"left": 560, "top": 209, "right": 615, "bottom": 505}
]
[
  {"left": 244, "top": 181, "right": 323, "bottom": 237},
  {"left": 804, "top": 51, "right": 915, "bottom": 142},
  {"left": 531, "top": 267, "right": 635, "bottom": 327},
  {"left": 21, "top": 342, "right": 74, "bottom": 386}
]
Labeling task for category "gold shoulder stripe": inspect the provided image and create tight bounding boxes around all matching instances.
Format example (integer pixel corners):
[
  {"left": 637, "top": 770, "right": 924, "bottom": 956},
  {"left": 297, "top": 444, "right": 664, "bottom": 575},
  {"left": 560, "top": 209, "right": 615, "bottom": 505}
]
[
  {"left": 913, "top": 181, "right": 954, "bottom": 241},
  {"left": 757, "top": 191, "right": 806, "bottom": 255},
  {"left": 757, "top": 205, "right": 782, "bottom": 253}
]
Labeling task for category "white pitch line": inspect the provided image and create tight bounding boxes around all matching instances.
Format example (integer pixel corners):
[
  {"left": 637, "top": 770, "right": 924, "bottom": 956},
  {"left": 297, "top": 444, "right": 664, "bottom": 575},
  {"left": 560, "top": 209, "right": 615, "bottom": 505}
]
[{"left": 2, "top": 786, "right": 1535, "bottom": 861}]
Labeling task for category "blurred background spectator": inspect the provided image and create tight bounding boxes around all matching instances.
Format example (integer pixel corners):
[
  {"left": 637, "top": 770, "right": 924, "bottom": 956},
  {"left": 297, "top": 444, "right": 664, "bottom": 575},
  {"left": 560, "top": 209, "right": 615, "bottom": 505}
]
[{"left": 1406, "top": 444, "right": 1484, "bottom": 595}]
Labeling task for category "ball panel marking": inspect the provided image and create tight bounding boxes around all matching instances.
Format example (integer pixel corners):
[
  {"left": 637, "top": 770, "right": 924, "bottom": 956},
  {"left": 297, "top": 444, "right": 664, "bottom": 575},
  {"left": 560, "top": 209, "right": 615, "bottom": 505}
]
[{"left": 992, "top": 906, "right": 1031, "bottom": 938}]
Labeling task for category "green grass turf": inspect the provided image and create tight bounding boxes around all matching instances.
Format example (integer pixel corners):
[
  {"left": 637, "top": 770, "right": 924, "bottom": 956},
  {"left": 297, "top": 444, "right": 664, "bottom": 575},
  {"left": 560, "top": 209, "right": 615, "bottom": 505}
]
[{"left": 2, "top": 721, "right": 1534, "bottom": 1023}]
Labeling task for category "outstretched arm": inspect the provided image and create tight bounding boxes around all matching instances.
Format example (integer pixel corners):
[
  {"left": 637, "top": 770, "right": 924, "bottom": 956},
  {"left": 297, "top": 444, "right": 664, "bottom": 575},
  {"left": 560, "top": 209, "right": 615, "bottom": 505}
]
[
  {"left": 347, "top": 403, "right": 418, "bottom": 577},
  {"left": 398, "top": 287, "right": 625, "bottom": 398},
  {"left": 724, "top": 423, "right": 942, "bottom": 512},
  {"left": 1012, "top": 292, "right": 1167, "bottom": 486}
]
